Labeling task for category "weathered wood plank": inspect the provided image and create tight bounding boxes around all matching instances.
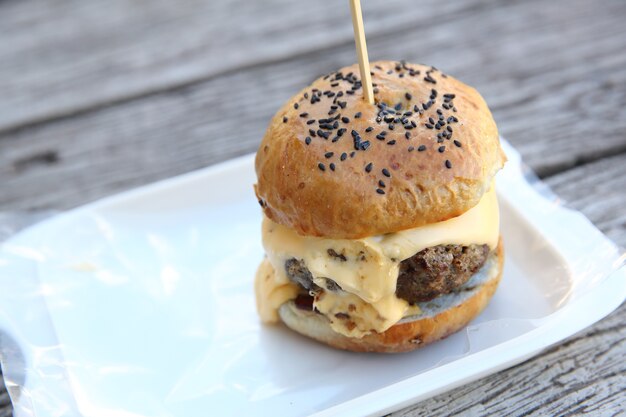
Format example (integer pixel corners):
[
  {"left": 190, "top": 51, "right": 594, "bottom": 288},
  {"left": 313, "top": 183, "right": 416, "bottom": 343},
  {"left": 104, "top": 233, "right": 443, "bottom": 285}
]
[
  {"left": 544, "top": 154, "right": 626, "bottom": 249},
  {"left": 1, "top": 0, "right": 625, "bottom": 210},
  {"left": 0, "top": 0, "right": 488, "bottom": 132},
  {"left": 1, "top": 0, "right": 625, "bottom": 416},
  {"left": 392, "top": 153, "right": 626, "bottom": 416}
]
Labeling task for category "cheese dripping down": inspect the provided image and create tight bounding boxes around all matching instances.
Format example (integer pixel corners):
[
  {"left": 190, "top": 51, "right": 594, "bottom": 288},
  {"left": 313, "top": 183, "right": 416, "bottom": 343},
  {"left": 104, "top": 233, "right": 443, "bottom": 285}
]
[{"left": 256, "top": 185, "right": 500, "bottom": 338}]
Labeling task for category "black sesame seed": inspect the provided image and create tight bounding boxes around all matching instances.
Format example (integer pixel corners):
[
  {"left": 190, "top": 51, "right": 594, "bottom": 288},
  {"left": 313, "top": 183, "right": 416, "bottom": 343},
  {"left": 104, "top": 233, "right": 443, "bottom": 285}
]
[
  {"left": 351, "top": 129, "right": 359, "bottom": 137},
  {"left": 405, "top": 92, "right": 412, "bottom": 100},
  {"left": 350, "top": 151, "right": 356, "bottom": 157},
  {"left": 309, "top": 129, "right": 316, "bottom": 137},
  {"left": 438, "top": 146, "right": 445, "bottom": 153},
  {"left": 365, "top": 162, "right": 373, "bottom": 173},
  {"left": 379, "top": 180, "right": 386, "bottom": 188},
  {"left": 294, "top": 103, "right": 299, "bottom": 109},
  {"left": 445, "top": 160, "right": 452, "bottom": 169},
  {"left": 283, "top": 116, "right": 288, "bottom": 123},
  {"left": 447, "top": 126, "right": 453, "bottom": 133},
  {"left": 318, "top": 163, "right": 326, "bottom": 171},
  {"left": 405, "top": 132, "right": 411, "bottom": 139},
  {"left": 365, "top": 127, "right": 374, "bottom": 132},
  {"left": 305, "top": 137, "right": 312, "bottom": 145},
  {"left": 388, "top": 123, "right": 395, "bottom": 130},
  {"left": 355, "top": 112, "right": 362, "bottom": 119},
  {"left": 360, "top": 140, "right": 371, "bottom": 150},
  {"left": 418, "top": 145, "right": 426, "bottom": 152},
  {"left": 428, "top": 117, "right": 435, "bottom": 124},
  {"left": 325, "top": 152, "right": 334, "bottom": 158},
  {"left": 454, "top": 140, "right": 462, "bottom": 147},
  {"left": 387, "top": 140, "right": 396, "bottom": 145},
  {"left": 382, "top": 168, "right": 391, "bottom": 177},
  {"left": 330, "top": 163, "right": 336, "bottom": 171},
  {"left": 408, "top": 146, "right": 414, "bottom": 152},
  {"left": 424, "top": 75, "right": 437, "bottom": 84},
  {"left": 300, "top": 112, "right": 309, "bottom": 118},
  {"left": 342, "top": 117, "right": 350, "bottom": 123},
  {"left": 443, "top": 93, "right": 456, "bottom": 100},
  {"left": 373, "top": 88, "right": 379, "bottom": 94},
  {"left": 340, "top": 152, "right": 347, "bottom": 161},
  {"left": 394, "top": 103, "right": 402, "bottom": 111},
  {"left": 376, "top": 188, "right": 385, "bottom": 195},
  {"left": 425, "top": 123, "right": 434, "bottom": 129},
  {"left": 338, "top": 128, "right": 346, "bottom": 136},
  {"left": 376, "top": 134, "right": 385, "bottom": 140}
]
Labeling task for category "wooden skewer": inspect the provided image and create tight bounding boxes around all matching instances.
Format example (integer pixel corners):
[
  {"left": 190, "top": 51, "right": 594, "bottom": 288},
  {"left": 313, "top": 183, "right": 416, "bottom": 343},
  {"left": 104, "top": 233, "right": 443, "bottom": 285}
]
[{"left": 349, "top": 0, "right": 374, "bottom": 105}]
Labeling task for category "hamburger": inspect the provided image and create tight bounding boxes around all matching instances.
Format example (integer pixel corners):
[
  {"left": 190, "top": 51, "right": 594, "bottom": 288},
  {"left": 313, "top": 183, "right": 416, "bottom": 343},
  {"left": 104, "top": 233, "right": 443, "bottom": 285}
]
[{"left": 254, "top": 61, "right": 506, "bottom": 353}]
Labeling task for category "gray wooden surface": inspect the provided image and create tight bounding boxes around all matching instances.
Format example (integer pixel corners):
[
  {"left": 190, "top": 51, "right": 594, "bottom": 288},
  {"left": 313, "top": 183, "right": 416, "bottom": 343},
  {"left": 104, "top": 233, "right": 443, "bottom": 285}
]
[{"left": 1, "top": 0, "right": 625, "bottom": 415}]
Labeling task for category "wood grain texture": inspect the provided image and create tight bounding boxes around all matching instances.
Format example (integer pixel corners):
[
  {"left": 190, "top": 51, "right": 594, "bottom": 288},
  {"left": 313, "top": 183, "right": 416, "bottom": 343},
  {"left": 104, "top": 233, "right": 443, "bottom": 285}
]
[
  {"left": 1, "top": 0, "right": 625, "bottom": 210},
  {"left": 545, "top": 154, "right": 626, "bottom": 249},
  {"left": 0, "top": 0, "right": 481, "bottom": 133},
  {"left": 0, "top": 0, "right": 625, "bottom": 415}
]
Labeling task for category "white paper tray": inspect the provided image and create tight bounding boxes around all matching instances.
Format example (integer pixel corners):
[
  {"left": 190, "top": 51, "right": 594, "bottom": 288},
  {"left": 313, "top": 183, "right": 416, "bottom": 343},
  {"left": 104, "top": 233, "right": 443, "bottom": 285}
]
[{"left": 0, "top": 140, "right": 624, "bottom": 417}]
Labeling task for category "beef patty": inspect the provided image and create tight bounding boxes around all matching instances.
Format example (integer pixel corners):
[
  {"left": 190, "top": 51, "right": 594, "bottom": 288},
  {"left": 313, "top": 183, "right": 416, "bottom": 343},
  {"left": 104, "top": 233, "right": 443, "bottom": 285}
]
[
  {"left": 395, "top": 244, "right": 490, "bottom": 303},
  {"left": 284, "top": 243, "right": 490, "bottom": 304}
]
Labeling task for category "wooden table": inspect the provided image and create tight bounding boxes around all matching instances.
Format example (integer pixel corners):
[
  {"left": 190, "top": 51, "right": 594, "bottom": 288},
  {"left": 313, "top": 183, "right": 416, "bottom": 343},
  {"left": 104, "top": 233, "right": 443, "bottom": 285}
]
[{"left": 1, "top": 0, "right": 624, "bottom": 415}]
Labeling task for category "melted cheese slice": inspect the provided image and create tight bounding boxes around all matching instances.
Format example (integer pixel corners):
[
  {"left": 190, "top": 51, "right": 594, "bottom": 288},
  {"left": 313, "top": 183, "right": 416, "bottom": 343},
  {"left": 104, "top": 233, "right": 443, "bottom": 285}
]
[
  {"left": 255, "top": 259, "right": 298, "bottom": 323},
  {"left": 258, "top": 185, "right": 500, "bottom": 337}
]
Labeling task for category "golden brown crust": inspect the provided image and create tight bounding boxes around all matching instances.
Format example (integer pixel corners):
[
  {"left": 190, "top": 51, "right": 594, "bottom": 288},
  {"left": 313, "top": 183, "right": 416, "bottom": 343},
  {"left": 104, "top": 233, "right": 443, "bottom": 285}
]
[
  {"left": 278, "top": 240, "right": 504, "bottom": 353},
  {"left": 255, "top": 61, "right": 506, "bottom": 239}
]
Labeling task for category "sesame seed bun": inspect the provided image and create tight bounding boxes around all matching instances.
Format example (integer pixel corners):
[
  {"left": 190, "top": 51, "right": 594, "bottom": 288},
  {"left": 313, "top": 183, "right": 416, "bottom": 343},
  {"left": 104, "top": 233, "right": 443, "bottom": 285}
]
[
  {"left": 278, "top": 239, "right": 503, "bottom": 353},
  {"left": 255, "top": 61, "right": 506, "bottom": 239}
]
